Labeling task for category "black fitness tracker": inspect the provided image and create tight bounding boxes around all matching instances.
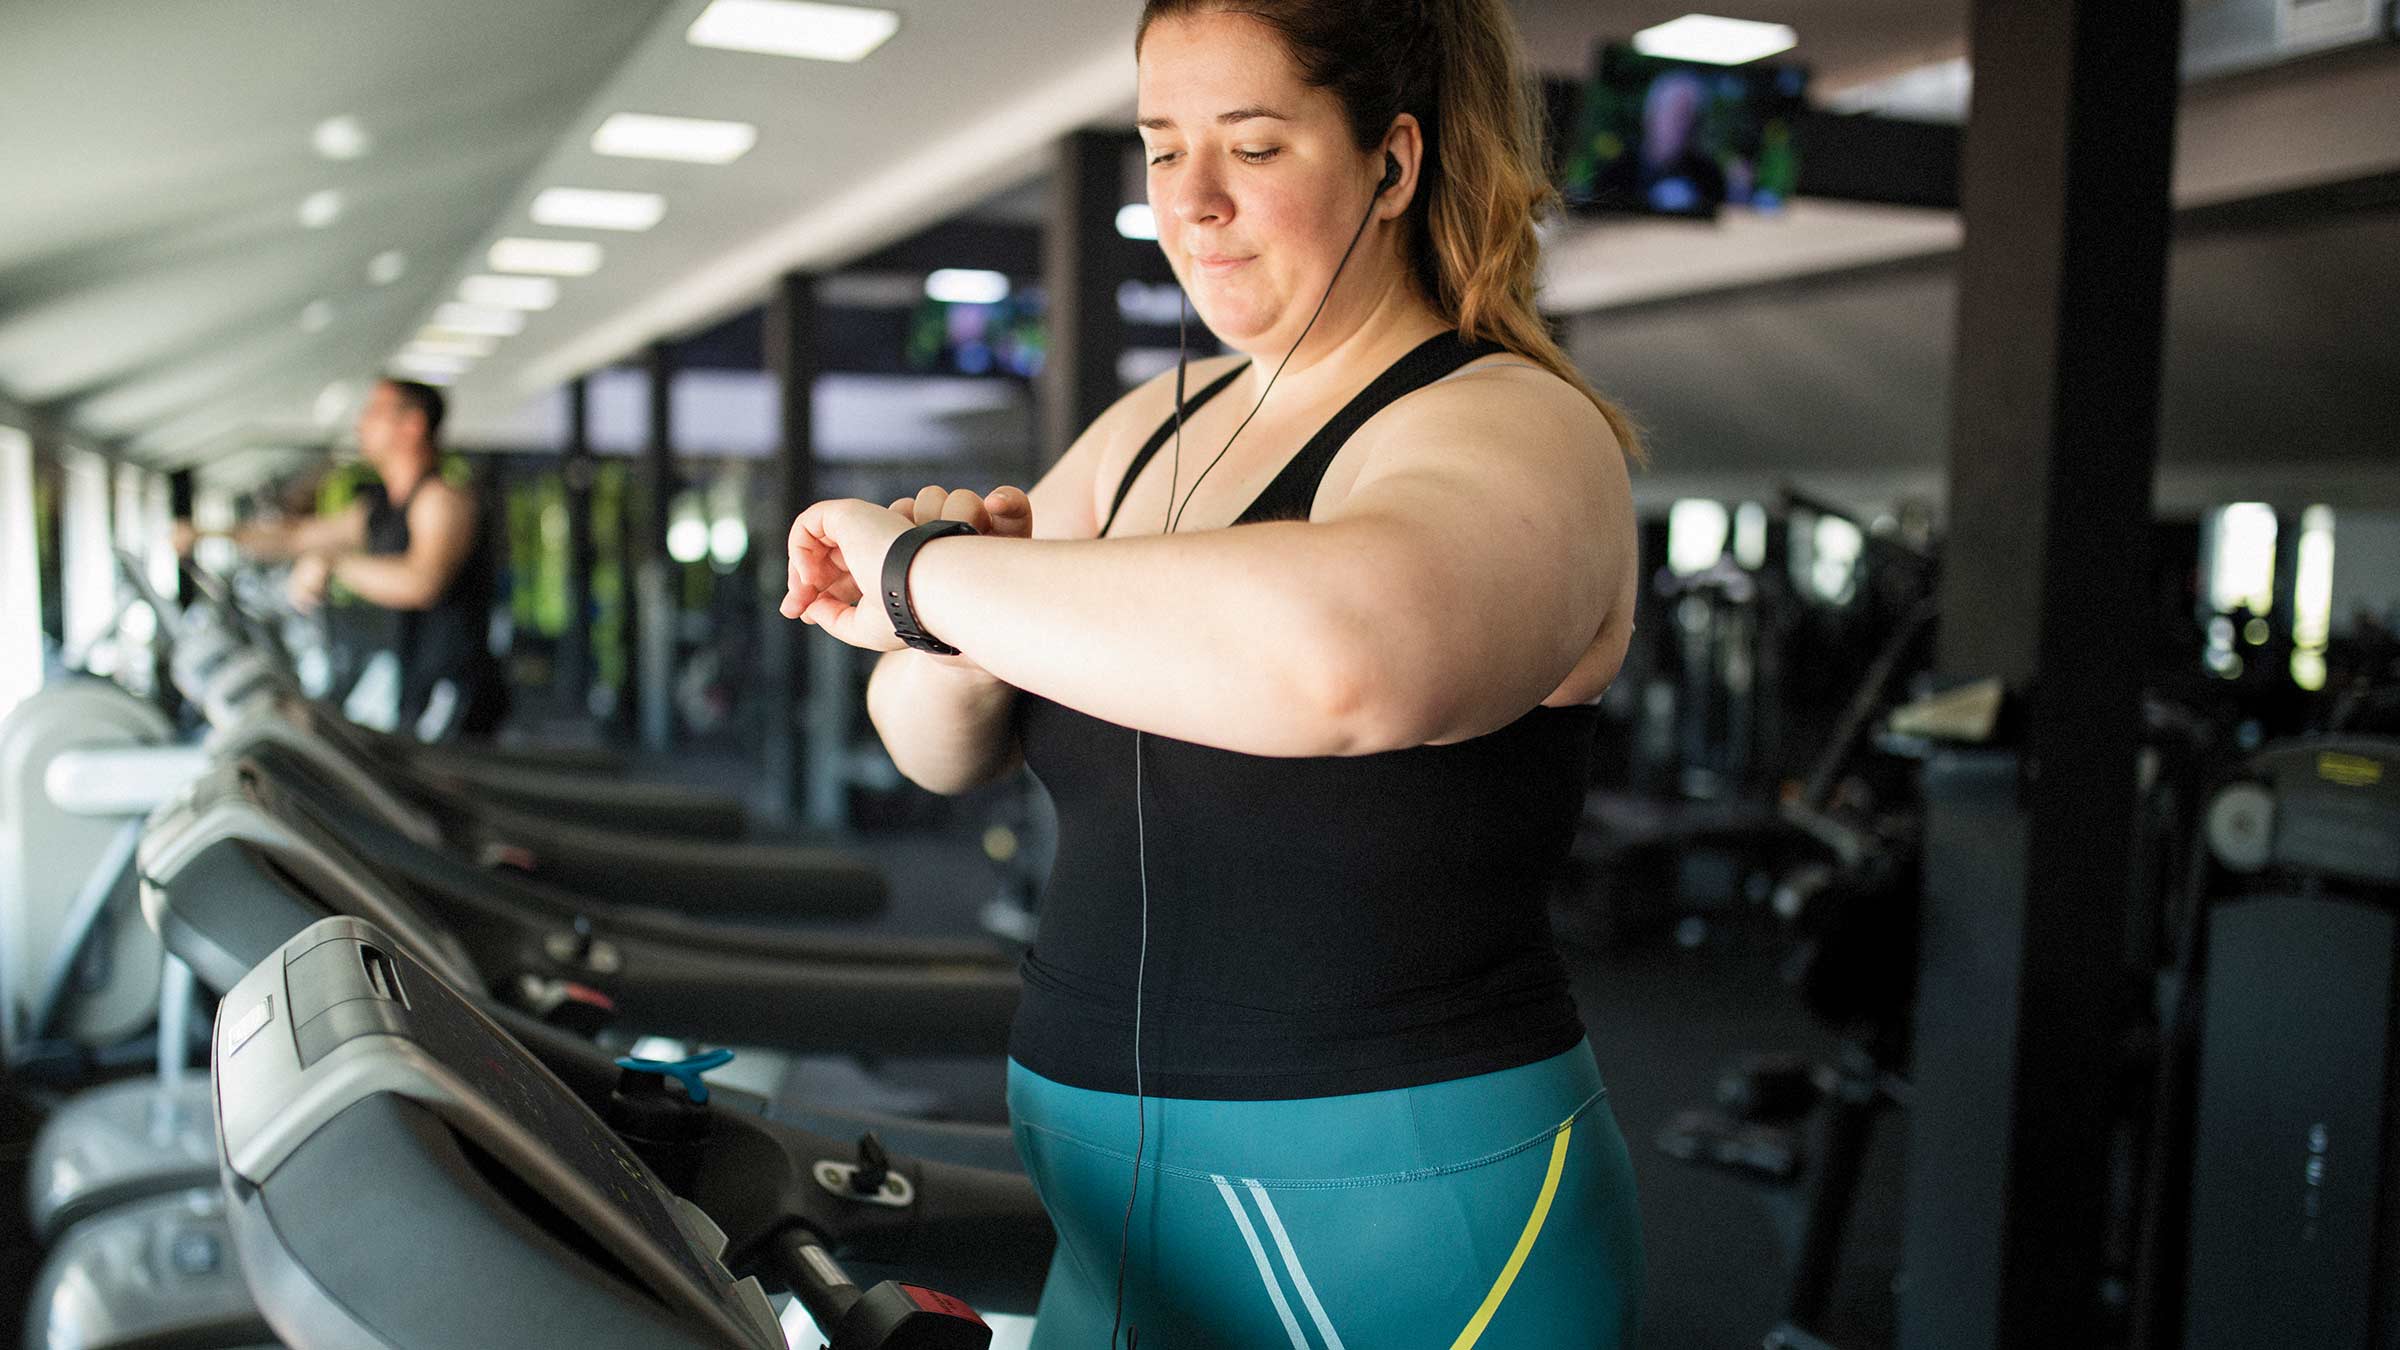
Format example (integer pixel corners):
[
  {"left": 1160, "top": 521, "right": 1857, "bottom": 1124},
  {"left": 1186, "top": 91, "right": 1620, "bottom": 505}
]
[{"left": 880, "top": 519, "right": 979, "bottom": 654}]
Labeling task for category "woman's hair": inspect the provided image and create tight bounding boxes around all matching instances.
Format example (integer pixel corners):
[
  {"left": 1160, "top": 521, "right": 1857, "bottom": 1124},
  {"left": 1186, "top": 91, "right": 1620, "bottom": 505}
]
[{"left": 1136, "top": 0, "right": 1643, "bottom": 462}]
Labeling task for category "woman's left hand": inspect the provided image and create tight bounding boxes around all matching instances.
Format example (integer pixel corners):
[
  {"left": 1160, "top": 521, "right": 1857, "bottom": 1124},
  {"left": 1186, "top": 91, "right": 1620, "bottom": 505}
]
[{"left": 778, "top": 498, "right": 913, "bottom": 650}]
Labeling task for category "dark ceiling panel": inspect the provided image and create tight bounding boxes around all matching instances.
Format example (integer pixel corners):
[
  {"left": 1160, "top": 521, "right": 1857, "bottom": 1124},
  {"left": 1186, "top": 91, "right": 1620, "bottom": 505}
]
[{"left": 1569, "top": 186, "right": 2400, "bottom": 480}]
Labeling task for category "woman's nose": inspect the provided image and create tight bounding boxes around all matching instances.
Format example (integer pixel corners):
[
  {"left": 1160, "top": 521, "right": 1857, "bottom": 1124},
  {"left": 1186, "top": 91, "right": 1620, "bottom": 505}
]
[{"left": 1167, "top": 161, "right": 1229, "bottom": 227}]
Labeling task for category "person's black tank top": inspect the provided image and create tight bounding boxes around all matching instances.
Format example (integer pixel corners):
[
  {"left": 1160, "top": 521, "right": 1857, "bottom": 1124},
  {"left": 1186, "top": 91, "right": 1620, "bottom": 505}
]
[
  {"left": 363, "top": 476, "right": 506, "bottom": 739},
  {"left": 1011, "top": 330, "right": 1600, "bottom": 1100}
]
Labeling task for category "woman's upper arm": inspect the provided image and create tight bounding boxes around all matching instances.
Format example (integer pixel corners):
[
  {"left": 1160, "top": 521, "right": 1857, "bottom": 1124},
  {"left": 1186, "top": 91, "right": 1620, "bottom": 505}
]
[{"left": 1313, "top": 371, "right": 1633, "bottom": 746}]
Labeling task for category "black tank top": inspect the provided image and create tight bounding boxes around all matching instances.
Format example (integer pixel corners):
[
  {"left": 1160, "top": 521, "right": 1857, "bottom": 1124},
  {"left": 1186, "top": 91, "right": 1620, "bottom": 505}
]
[
  {"left": 1011, "top": 331, "right": 1599, "bottom": 1100},
  {"left": 363, "top": 476, "right": 504, "bottom": 736}
]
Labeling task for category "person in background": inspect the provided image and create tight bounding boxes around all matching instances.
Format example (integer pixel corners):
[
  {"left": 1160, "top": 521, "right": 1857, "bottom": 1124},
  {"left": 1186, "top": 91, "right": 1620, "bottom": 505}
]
[{"left": 178, "top": 377, "right": 506, "bottom": 740}]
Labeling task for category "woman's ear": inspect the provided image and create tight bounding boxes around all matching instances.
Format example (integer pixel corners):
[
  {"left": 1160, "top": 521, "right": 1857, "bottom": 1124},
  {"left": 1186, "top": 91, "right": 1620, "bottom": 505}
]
[{"left": 1378, "top": 114, "right": 1426, "bottom": 216}]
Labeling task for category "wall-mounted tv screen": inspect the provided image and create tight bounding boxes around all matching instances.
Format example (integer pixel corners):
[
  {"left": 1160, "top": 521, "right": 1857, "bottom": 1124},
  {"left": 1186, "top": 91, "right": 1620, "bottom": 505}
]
[
  {"left": 906, "top": 295, "right": 1047, "bottom": 379},
  {"left": 1557, "top": 43, "right": 1809, "bottom": 218}
]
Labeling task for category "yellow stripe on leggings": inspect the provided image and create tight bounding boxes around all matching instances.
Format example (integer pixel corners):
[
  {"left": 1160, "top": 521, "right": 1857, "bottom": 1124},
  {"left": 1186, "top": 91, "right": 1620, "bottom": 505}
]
[{"left": 1448, "top": 1122, "right": 1574, "bottom": 1350}]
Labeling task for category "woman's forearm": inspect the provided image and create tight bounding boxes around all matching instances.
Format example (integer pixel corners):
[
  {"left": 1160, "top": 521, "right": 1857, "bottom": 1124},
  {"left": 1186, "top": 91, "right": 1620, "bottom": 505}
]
[
  {"left": 864, "top": 648, "right": 1023, "bottom": 795},
  {"left": 902, "top": 523, "right": 1409, "bottom": 758}
]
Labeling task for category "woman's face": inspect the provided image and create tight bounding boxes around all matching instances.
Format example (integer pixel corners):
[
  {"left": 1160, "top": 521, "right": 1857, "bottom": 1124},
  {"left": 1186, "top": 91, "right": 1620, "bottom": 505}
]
[{"left": 1136, "top": 11, "right": 1381, "bottom": 352}]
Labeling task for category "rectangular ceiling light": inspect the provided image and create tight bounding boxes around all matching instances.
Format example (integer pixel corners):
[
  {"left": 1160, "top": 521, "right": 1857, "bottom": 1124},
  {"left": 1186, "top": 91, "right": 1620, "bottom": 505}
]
[
  {"left": 687, "top": 0, "right": 900, "bottom": 62},
  {"left": 592, "top": 112, "right": 759, "bottom": 164},
  {"left": 430, "top": 303, "right": 527, "bottom": 337},
  {"left": 1631, "top": 14, "right": 1799, "bottom": 65},
  {"left": 530, "top": 187, "right": 667, "bottom": 232},
  {"left": 1115, "top": 203, "right": 1158, "bottom": 241},
  {"left": 391, "top": 351, "right": 470, "bottom": 382},
  {"left": 489, "top": 237, "right": 604, "bottom": 276},
  {"left": 409, "top": 332, "right": 499, "bottom": 359},
  {"left": 925, "top": 269, "right": 1010, "bottom": 305},
  {"left": 459, "top": 274, "right": 560, "bottom": 311}
]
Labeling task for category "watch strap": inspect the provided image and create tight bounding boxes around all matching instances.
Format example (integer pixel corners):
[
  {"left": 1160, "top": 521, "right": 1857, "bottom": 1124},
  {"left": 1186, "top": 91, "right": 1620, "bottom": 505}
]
[{"left": 880, "top": 520, "right": 978, "bottom": 654}]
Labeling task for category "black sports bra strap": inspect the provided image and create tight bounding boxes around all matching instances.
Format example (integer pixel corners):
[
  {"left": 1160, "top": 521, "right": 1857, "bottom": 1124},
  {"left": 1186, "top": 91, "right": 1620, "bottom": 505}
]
[
  {"left": 1099, "top": 362, "right": 1252, "bottom": 538},
  {"left": 1230, "top": 330, "right": 1504, "bottom": 527}
]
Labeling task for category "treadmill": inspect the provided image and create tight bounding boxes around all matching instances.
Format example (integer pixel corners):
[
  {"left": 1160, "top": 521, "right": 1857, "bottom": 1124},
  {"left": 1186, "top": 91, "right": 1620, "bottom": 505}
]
[
  {"left": 30, "top": 775, "right": 1037, "bottom": 1349},
  {"left": 191, "top": 649, "right": 887, "bottom": 924},
  {"left": 160, "top": 558, "right": 716, "bottom": 836},
  {"left": 209, "top": 916, "right": 1041, "bottom": 1347},
  {"left": 150, "top": 560, "right": 872, "bottom": 917},
  {"left": 32, "top": 753, "right": 1021, "bottom": 1240},
  {"left": 142, "top": 755, "right": 1023, "bottom": 1060}
]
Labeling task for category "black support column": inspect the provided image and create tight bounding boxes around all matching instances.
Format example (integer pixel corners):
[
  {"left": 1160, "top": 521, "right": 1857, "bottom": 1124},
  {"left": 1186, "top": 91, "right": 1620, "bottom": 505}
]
[
  {"left": 1041, "top": 129, "right": 1132, "bottom": 468},
  {"left": 159, "top": 466, "right": 196, "bottom": 703},
  {"left": 557, "top": 376, "right": 596, "bottom": 718},
  {"left": 636, "top": 341, "right": 677, "bottom": 751},
  {"left": 757, "top": 271, "right": 819, "bottom": 826},
  {"left": 1900, "top": 4, "right": 2184, "bottom": 1349},
  {"left": 167, "top": 469, "right": 195, "bottom": 605}
]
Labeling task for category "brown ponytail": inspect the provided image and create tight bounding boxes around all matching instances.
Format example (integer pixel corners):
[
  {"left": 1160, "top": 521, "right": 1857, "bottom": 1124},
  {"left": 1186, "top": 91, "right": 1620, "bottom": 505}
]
[{"left": 1137, "top": 0, "right": 1644, "bottom": 463}]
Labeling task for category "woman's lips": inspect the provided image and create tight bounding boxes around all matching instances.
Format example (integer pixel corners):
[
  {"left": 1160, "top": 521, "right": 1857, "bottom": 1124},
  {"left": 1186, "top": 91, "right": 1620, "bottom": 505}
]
[{"left": 1194, "top": 254, "right": 1252, "bottom": 275}]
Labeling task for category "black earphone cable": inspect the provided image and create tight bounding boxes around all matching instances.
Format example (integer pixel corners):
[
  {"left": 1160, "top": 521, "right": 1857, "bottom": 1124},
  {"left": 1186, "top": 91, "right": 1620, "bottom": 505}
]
[{"left": 1110, "top": 155, "right": 1395, "bottom": 1350}]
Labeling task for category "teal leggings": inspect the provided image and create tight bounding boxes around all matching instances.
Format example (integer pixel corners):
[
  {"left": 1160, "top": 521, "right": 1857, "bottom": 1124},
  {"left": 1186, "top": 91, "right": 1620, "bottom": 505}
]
[{"left": 1006, "top": 1041, "right": 1644, "bottom": 1349}]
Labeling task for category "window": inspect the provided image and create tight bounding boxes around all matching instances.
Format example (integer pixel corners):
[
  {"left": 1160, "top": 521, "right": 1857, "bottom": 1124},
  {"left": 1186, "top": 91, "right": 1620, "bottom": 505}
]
[
  {"left": 1665, "top": 499, "right": 1730, "bottom": 577},
  {"left": 0, "top": 427, "right": 40, "bottom": 718},
  {"left": 2202, "top": 502, "right": 2279, "bottom": 679},
  {"left": 2204, "top": 502, "right": 2277, "bottom": 617},
  {"left": 2291, "top": 505, "right": 2334, "bottom": 692},
  {"left": 111, "top": 461, "right": 161, "bottom": 661},
  {"left": 59, "top": 448, "right": 117, "bottom": 672}
]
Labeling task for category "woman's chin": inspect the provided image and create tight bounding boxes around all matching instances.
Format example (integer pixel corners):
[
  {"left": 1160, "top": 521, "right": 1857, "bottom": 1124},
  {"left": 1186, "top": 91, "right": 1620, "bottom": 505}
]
[{"left": 1187, "top": 299, "right": 1274, "bottom": 352}]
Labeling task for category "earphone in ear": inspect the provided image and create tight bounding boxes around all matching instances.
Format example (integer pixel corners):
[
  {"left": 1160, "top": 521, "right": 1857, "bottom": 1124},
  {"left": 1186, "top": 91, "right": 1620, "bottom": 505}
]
[{"left": 1379, "top": 151, "right": 1401, "bottom": 195}]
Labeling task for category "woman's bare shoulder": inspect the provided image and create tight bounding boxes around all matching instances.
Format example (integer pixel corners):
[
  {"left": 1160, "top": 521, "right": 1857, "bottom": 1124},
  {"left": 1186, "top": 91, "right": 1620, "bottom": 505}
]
[{"left": 1085, "top": 353, "right": 1250, "bottom": 505}]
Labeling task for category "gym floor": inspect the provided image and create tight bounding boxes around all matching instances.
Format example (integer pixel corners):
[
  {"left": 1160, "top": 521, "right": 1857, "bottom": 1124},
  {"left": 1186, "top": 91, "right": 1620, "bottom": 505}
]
[{"left": 0, "top": 809, "right": 1905, "bottom": 1350}]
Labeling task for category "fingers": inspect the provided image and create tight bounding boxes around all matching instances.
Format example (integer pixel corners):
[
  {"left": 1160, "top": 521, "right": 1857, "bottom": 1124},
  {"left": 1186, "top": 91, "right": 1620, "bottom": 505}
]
[
  {"left": 938, "top": 492, "right": 989, "bottom": 531},
  {"left": 887, "top": 485, "right": 1031, "bottom": 539},
  {"left": 984, "top": 486, "right": 1032, "bottom": 538},
  {"left": 914, "top": 486, "right": 950, "bottom": 529},
  {"left": 783, "top": 499, "right": 872, "bottom": 618},
  {"left": 905, "top": 485, "right": 1007, "bottom": 535},
  {"left": 792, "top": 569, "right": 830, "bottom": 619},
  {"left": 792, "top": 554, "right": 830, "bottom": 619},
  {"left": 794, "top": 547, "right": 840, "bottom": 587},
  {"left": 773, "top": 495, "right": 936, "bottom": 643},
  {"left": 801, "top": 591, "right": 900, "bottom": 652},
  {"left": 780, "top": 569, "right": 857, "bottom": 616}
]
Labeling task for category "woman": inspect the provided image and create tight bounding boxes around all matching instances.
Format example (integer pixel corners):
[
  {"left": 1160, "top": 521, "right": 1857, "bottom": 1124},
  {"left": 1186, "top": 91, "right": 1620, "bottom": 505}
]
[{"left": 782, "top": 0, "right": 1643, "bottom": 1343}]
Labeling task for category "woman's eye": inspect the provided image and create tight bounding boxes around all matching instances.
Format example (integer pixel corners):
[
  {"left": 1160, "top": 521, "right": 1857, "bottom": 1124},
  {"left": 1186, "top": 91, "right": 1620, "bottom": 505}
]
[{"left": 1146, "top": 147, "right": 1277, "bottom": 167}]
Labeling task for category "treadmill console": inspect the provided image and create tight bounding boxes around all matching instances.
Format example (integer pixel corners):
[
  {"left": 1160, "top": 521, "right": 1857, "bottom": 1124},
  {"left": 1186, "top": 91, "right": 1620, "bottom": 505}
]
[
  {"left": 2208, "top": 738, "right": 2400, "bottom": 888},
  {"left": 212, "top": 915, "right": 783, "bottom": 1350}
]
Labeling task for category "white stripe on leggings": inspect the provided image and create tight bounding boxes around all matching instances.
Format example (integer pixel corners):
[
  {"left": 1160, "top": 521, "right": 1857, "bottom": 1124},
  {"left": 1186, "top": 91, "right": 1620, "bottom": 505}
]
[
  {"left": 1244, "top": 1179, "right": 1348, "bottom": 1350},
  {"left": 1211, "top": 1173, "right": 1311, "bottom": 1349}
]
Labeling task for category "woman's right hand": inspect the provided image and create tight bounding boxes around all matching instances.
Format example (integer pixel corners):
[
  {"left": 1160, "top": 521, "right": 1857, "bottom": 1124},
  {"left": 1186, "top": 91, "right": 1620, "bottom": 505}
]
[{"left": 887, "top": 485, "right": 1031, "bottom": 680}]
